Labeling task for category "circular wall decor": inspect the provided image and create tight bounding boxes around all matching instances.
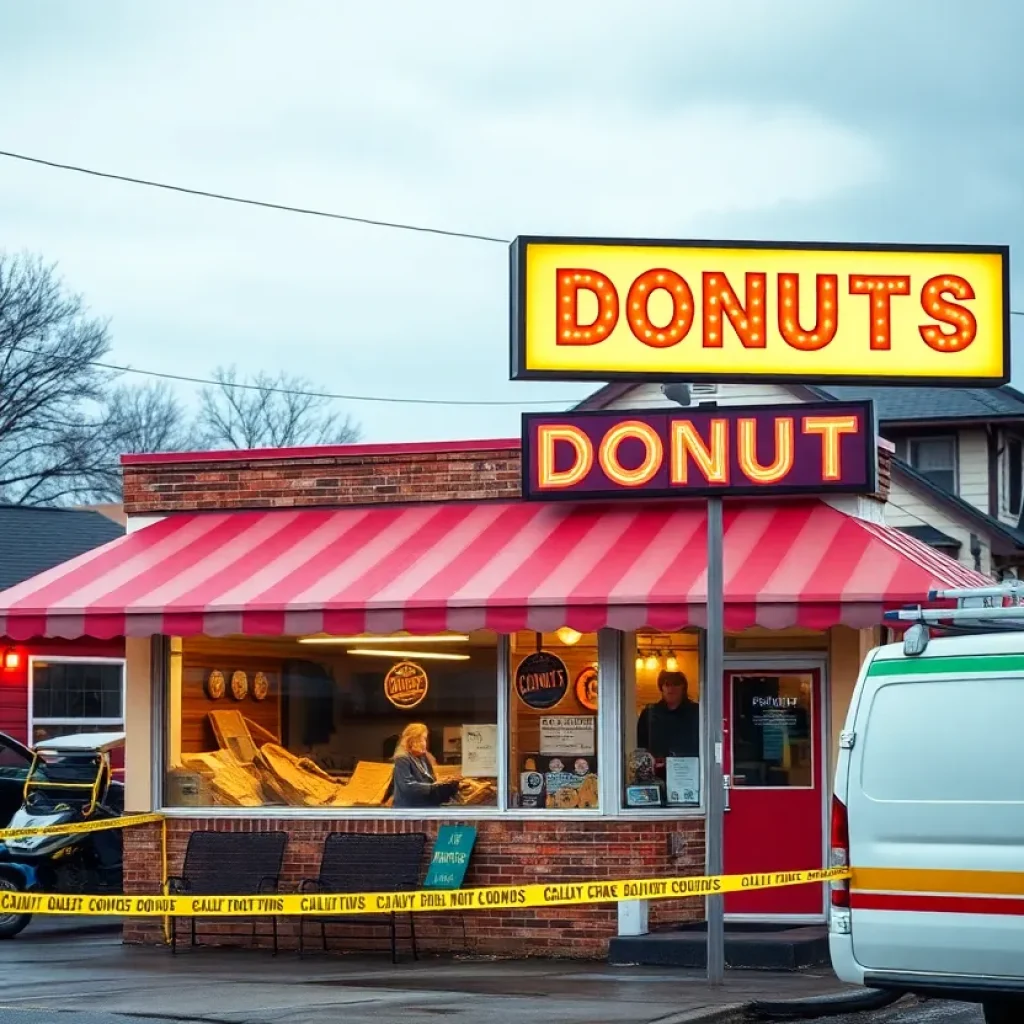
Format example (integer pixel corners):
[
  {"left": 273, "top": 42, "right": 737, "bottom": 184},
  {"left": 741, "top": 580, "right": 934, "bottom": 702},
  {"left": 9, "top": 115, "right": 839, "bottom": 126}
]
[
  {"left": 574, "top": 664, "right": 598, "bottom": 711},
  {"left": 252, "top": 672, "right": 270, "bottom": 701},
  {"left": 383, "top": 661, "right": 429, "bottom": 709},
  {"left": 206, "top": 670, "right": 226, "bottom": 700},
  {"left": 230, "top": 670, "right": 249, "bottom": 701},
  {"left": 514, "top": 651, "right": 569, "bottom": 710}
]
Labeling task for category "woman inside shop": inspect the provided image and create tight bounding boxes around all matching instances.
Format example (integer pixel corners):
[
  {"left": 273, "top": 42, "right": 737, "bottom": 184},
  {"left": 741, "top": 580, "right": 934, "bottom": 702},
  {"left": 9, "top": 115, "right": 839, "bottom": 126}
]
[{"left": 392, "top": 723, "right": 461, "bottom": 808}]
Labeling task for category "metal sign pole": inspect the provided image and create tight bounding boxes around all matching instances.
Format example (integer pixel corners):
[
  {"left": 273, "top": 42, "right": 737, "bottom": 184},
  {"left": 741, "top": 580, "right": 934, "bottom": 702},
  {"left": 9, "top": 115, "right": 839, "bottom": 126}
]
[{"left": 704, "top": 495, "right": 725, "bottom": 985}]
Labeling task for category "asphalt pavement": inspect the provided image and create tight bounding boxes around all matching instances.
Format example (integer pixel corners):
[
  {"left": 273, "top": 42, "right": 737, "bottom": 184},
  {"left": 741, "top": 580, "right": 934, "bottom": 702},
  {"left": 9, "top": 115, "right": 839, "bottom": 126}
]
[
  {"left": 793, "top": 999, "right": 981, "bottom": 1023},
  {"left": 0, "top": 928, "right": 985, "bottom": 1024}
]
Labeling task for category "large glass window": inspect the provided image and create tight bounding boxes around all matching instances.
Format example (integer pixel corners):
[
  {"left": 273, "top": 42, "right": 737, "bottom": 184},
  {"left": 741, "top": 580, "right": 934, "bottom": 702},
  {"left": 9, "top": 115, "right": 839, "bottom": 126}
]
[
  {"left": 163, "top": 632, "right": 498, "bottom": 810},
  {"left": 507, "top": 630, "right": 600, "bottom": 811},
  {"left": 30, "top": 658, "right": 125, "bottom": 745},
  {"left": 621, "top": 632, "right": 701, "bottom": 810}
]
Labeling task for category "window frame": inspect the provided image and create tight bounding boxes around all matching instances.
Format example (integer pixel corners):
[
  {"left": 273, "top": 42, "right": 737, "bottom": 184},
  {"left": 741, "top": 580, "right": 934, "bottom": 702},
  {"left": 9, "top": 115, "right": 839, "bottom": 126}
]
[
  {"left": 616, "top": 630, "right": 707, "bottom": 820},
  {"left": 28, "top": 656, "right": 127, "bottom": 745},
  {"left": 1005, "top": 435, "right": 1023, "bottom": 518},
  {"left": 904, "top": 435, "right": 959, "bottom": 494},
  {"left": 154, "top": 630, "right": 708, "bottom": 820}
]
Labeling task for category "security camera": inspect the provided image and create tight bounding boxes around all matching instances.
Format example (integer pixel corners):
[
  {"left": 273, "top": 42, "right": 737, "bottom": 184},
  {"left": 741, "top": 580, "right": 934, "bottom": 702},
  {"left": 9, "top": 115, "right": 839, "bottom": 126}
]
[{"left": 661, "top": 382, "right": 691, "bottom": 407}]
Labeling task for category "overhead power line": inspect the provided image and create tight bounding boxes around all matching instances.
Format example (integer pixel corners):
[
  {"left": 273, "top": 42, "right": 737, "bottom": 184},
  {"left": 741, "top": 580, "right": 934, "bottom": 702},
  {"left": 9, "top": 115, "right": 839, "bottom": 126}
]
[
  {"left": 1, "top": 147, "right": 1021, "bottom": 408},
  {"left": 8, "top": 346, "right": 578, "bottom": 407},
  {"left": 0, "top": 148, "right": 510, "bottom": 245}
]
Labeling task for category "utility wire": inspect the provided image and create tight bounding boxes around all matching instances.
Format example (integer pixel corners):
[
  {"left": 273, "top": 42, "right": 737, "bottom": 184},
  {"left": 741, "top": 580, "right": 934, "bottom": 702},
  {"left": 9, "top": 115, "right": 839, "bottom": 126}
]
[
  {"left": 4, "top": 149, "right": 1023, "bottom": 319},
  {"left": 89, "top": 358, "right": 578, "bottom": 407},
  {"left": 2, "top": 147, "right": 1021, "bottom": 406},
  {"left": 0, "top": 149, "right": 510, "bottom": 245},
  {"left": 9, "top": 346, "right": 579, "bottom": 407}
]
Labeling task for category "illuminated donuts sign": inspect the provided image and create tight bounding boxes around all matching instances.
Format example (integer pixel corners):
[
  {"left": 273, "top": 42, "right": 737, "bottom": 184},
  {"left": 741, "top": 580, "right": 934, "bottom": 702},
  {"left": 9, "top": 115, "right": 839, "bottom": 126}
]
[
  {"left": 509, "top": 237, "right": 1009, "bottom": 385},
  {"left": 521, "top": 401, "right": 877, "bottom": 500}
]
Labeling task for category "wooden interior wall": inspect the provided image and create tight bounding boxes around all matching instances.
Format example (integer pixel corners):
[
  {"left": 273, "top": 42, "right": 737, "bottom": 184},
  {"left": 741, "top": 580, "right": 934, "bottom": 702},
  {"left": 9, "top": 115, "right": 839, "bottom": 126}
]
[{"left": 181, "top": 638, "right": 292, "bottom": 754}]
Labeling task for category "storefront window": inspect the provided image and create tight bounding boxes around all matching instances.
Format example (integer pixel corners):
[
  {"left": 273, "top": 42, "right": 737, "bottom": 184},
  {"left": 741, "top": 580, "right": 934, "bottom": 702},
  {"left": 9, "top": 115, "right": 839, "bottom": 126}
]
[
  {"left": 507, "top": 630, "right": 600, "bottom": 811},
  {"left": 30, "top": 658, "right": 125, "bottom": 746},
  {"left": 621, "top": 632, "right": 702, "bottom": 810},
  {"left": 163, "top": 632, "right": 498, "bottom": 810}
]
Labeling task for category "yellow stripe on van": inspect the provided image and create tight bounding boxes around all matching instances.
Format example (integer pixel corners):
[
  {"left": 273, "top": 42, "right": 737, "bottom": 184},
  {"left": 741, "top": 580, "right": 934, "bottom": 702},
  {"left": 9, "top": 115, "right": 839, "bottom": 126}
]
[{"left": 853, "top": 867, "right": 1024, "bottom": 896}]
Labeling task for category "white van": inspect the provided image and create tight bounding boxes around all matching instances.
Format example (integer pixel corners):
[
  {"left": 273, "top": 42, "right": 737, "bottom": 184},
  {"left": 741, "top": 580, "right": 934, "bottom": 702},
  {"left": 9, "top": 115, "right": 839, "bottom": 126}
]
[{"left": 830, "top": 589, "right": 1024, "bottom": 1024}]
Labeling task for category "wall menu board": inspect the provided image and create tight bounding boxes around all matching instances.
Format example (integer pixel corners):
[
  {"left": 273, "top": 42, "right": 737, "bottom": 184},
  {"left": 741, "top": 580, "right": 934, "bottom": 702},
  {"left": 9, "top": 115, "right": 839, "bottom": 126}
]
[{"left": 539, "top": 716, "right": 595, "bottom": 756}]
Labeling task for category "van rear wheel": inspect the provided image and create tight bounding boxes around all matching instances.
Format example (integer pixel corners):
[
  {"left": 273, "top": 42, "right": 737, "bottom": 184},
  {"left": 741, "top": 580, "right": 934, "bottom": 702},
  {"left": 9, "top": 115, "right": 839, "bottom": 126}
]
[{"left": 983, "top": 998, "right": 1024, "bottom": 1024}]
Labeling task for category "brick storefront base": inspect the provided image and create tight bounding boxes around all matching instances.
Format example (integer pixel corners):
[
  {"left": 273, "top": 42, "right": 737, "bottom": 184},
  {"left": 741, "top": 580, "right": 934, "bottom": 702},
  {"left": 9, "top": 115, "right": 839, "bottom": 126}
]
[{"left": 124, "top": 817, "right": 706, "bottom": 957}]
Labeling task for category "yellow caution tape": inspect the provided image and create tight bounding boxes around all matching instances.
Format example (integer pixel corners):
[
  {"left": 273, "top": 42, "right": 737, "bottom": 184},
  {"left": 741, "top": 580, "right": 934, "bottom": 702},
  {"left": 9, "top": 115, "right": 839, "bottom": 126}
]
[
  {"left": 0, "top": 867, "right": 851, "bottom": 918},
  {"left": 0, "top": 813, "right": 163, "bottom": 843}
]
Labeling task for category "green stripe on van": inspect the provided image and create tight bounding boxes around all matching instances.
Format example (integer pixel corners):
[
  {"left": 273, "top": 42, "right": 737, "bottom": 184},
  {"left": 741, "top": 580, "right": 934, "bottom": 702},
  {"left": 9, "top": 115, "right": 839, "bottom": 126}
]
[{"left": 867, "top": 654, "right": 1024, "bottom": 677}]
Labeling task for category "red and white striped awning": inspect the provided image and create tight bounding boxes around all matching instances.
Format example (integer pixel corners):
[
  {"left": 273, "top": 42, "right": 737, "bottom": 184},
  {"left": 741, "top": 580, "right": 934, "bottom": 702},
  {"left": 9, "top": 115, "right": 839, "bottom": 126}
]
[{"left": 0, "top": 500, "right": 986, "bottom": 640}]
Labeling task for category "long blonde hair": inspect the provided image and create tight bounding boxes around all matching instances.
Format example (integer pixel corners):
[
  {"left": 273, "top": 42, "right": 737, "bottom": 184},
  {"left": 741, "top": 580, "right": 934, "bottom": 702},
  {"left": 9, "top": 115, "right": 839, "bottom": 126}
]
[{"left": 393, "top": 723, "right": 436, "bottom": 765}]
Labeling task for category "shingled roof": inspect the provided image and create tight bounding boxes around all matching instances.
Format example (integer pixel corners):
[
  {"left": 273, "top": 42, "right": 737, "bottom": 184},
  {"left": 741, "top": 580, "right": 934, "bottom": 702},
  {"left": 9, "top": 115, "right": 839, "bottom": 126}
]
[
  {"left": 813, "top": 385, "right": 1024, "bottom": 423},
  {"left": 0, "top": 505, "right": 125, "bottom": 592}
]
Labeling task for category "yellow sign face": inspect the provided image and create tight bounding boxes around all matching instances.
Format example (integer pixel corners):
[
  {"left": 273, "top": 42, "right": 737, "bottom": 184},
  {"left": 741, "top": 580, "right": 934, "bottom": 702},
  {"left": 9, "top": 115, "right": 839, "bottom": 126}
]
[{"left": 510, "top": 237, "right": 1009, "bottom": 385}]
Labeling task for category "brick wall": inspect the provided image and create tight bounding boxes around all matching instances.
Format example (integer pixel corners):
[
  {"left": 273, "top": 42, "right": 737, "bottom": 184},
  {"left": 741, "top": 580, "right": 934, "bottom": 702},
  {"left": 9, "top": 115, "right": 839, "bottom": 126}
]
[
  {"left": 123, "top": 817, "right": 706, "bottom": 956},
  {"left": 122, "top": 446, "right": 522, "bottom": 515},
  {"left": 123, "top": 444, "right": 893, "bottom": 516}
]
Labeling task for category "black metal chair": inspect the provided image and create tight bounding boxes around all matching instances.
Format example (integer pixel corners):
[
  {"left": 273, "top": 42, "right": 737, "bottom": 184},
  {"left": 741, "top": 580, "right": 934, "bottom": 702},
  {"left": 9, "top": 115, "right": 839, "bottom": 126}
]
[
  {"left": 167, "top": 830, "right": 288, "bottom": 954},
  {"left": 299, "top": 831, "right": 427, "bottom": 963}
]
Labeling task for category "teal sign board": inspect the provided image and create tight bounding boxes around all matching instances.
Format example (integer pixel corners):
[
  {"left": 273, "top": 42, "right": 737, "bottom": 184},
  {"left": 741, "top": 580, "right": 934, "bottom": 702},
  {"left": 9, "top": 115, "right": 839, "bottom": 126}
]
[{"left": 424, "top": 825, "right": 477, "bottom": 889}]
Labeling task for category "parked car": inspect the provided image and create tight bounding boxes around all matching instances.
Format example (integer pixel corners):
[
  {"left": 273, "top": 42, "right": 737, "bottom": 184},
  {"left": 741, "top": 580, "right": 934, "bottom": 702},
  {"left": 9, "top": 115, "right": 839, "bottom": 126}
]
[{"left": 0, "top": 732, "right": 34, "bottom": 828}]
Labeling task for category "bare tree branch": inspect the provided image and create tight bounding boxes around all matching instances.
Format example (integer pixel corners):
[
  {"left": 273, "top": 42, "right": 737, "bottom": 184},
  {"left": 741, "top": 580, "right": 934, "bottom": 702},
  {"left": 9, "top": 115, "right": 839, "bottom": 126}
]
[
  {"left": 198, "top": 365, "right": 361, "bottom": 450},
  {"left": 0, "top": 252, "right": 114, "bottom": 504},
  {"left": 86, "top": 382, "right": 188, "bottom": 501}
]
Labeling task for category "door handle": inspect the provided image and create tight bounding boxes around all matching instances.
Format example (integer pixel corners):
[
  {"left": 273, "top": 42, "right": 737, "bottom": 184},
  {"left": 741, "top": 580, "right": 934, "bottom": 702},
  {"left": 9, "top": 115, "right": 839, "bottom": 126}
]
[{"left": 723, "top": 774, "right": 731, "bottom": 812}]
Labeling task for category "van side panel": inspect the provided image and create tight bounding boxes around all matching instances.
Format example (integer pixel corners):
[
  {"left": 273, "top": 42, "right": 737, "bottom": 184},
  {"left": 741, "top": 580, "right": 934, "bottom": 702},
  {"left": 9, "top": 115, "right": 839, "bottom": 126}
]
[{"left": 848, "top": 668, "right": 1024, "bottom": 978}]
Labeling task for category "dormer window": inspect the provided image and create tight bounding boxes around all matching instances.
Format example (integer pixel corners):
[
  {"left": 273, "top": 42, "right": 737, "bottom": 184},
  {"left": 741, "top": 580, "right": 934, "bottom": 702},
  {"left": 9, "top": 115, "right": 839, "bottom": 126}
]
[{"left": 900, "top": 436, "right": 958, "bottom": 494}]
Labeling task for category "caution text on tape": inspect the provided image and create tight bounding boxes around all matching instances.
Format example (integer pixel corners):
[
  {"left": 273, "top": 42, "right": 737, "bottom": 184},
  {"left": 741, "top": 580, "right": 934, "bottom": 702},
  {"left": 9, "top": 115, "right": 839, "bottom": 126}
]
[
  {"left": 0, "top": 813, "right": 162, "bottom": 843},
  {"left": 0, "top": 867, "right": 851, "bottom": 918}
]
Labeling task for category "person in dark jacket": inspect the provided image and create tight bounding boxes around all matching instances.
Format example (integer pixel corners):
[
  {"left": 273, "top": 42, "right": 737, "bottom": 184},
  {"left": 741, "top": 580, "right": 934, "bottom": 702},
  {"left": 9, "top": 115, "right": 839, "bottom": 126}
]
[
  {"left": 636, "top": 670, "right": 700, "bottom": 758},
  {"left": 392, "top": 723, "right": 460, "bottom": 809}
]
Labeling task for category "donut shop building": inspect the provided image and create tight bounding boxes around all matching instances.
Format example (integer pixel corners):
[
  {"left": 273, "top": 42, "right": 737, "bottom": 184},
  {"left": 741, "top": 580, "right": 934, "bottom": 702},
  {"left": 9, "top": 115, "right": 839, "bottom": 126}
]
[
  {"left": 0, "top": 412, "right": 985, "bottom": 955},
  {"left": 0, "top": 236, "right": 1004, "bottom": 957}
]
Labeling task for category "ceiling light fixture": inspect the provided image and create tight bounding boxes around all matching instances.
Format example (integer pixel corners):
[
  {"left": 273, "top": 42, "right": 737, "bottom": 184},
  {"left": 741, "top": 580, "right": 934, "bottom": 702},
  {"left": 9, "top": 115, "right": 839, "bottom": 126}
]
[
  {"left": 556, "top": 627, "right": 582, "bottom": 646},
  {"left": 346, "top": 649, "right": 470, "bottom": 661},
  {"left": 299, "top": 634, "right": 469, "bottom": 645}
]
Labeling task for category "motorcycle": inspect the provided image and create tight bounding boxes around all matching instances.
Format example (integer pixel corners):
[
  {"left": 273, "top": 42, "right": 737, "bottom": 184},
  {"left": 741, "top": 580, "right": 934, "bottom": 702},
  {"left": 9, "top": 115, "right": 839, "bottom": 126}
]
[{"left": 0, "top": 732, "right": 125, "bottom": 939}]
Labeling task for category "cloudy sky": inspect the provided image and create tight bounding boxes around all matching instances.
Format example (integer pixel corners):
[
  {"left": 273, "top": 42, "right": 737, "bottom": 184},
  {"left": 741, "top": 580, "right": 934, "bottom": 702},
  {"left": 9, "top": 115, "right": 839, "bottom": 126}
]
[{"left": 1, "top": 0, "right": 1021, "bottom": 444}]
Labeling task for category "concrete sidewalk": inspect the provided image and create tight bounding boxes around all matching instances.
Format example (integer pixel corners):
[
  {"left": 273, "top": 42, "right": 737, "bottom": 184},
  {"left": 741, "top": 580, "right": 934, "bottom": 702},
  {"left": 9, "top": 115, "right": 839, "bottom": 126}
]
[{"left": 0, "top": 932, "right": 860, "bottom": 1024}]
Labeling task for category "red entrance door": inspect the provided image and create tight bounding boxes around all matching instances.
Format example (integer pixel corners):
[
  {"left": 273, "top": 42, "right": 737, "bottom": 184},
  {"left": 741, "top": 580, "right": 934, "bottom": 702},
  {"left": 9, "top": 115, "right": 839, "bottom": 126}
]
[{"left": 723, "top": 670, "right": 824, "bottom": 918}]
